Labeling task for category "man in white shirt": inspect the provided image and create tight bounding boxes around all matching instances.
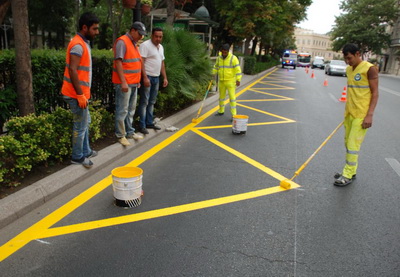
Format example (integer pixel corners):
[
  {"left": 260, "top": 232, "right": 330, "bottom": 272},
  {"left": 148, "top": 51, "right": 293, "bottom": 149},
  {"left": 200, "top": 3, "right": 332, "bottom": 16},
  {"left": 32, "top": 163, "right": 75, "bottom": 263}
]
[{"left": 138, "top": 27, "right": 168, "bottom": 134}]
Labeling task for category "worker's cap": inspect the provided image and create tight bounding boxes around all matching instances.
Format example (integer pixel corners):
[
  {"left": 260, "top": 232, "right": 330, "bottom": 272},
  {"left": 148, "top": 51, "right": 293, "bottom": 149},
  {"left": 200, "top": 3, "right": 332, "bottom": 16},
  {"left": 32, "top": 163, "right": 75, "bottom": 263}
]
[
  {"left": 131, "top": 21, "right": 147, "bottom": 36},
  {"left": 221, "top": 44, "right": 230, "bottom": 51}
]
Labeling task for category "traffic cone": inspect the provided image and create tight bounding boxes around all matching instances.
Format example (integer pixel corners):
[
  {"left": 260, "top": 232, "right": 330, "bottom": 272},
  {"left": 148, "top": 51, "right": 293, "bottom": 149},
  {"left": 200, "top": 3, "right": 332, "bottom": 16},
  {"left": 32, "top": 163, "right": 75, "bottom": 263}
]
[
  {"left": 311, "top": 70, "right": 315, "bottom": 79},
  {"left": 323, "top": 78, "right": 328, "bottom": 86},
  {"left": 339, "top": 86, "right": 347, "bottom": 102},
  {"left": 306, "top": 67, "right": 309, "bottom": 74}
]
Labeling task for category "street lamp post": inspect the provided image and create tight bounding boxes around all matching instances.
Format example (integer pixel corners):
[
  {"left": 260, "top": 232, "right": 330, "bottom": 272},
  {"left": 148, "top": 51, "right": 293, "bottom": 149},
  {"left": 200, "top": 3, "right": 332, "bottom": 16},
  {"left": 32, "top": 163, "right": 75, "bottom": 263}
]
[{"left": 0, "top": 20, "right": 12, "bottom": 49}]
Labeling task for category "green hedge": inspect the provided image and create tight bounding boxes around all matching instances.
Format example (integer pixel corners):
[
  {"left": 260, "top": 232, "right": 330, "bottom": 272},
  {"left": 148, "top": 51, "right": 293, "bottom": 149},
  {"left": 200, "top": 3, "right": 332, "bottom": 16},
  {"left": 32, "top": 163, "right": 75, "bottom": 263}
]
[{"left": 0, "top": 101, "right": 113, "bottom": 186}]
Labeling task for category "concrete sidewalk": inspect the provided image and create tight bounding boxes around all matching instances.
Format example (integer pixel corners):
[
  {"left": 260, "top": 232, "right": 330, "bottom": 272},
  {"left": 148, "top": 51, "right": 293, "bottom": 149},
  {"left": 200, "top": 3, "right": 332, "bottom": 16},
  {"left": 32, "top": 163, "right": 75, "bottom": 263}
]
[{"left": 0, "top": 68, "right": 276, "bottom": 229}]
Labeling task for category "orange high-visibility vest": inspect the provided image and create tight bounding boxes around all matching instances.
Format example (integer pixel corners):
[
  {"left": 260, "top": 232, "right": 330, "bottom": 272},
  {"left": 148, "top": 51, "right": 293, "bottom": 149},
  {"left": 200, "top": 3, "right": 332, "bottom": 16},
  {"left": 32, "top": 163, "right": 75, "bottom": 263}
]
[
  {"left": 61, "top": 34, "right": 91, "bottom": 99},
  {"left": 112, "top": 35, "right": 142, "bottom": 85}
]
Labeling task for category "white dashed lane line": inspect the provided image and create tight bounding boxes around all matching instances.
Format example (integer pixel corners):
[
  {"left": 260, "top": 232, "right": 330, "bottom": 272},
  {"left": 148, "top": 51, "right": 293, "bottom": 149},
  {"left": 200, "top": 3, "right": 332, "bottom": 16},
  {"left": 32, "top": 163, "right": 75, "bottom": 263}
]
[{"left": 385, "top": 158, "right": 400, "bottom": 178}]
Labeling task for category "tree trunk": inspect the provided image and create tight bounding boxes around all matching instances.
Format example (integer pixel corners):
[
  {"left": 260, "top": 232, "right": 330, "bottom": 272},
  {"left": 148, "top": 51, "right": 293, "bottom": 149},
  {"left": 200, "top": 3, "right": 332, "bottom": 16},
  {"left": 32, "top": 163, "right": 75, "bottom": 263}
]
[
  {"left": 251, "top": 37, "right": 258, "bottom": 56},
  {"left": 166, "top": 0, "right": 175, "bottom": 26},
  {"left": 244, "top": 36, "right": 252, "bottom": 56},
  {"left": 0, "top": 0, "right": 10, "bottom": 24},
  {"left": 11, "top": 0, "right": 35, "bottom": 116}
]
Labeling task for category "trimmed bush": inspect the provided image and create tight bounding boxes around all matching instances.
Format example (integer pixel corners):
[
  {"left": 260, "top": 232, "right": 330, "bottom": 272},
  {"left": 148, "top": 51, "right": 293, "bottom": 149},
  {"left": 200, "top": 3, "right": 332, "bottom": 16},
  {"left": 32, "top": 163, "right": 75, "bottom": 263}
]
[
  {"left": 0, "top": 103, "right": 113, "bottom": 186},
  {"left": 243, "top": 56, "right": 257, "bottom": 75}
]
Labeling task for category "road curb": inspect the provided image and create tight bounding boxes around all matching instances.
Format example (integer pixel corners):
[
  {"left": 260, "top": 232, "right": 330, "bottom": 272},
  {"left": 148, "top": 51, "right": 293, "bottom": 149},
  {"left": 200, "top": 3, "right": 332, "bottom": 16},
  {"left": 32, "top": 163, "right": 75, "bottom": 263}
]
[{"left": 0, "top": 67, "right": 276, "bottom": 229}]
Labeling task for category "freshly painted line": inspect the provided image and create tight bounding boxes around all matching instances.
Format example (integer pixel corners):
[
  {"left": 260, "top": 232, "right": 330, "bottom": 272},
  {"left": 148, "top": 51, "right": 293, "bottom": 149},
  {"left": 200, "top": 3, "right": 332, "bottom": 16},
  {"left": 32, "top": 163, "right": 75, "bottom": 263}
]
[
  {"left": 0, "top": 69, "right": 281, "bottom": 262},
  {"left": 236, "top": 103, "right": 296, "bottom": 122},
  {"left": 192, "top": 128, "right": 294, "bottom": 182},
  {"left": 385, "top": 158, "right": 400, "bottom": 177},
  {"left": 37, "top": 186, "right": 299, "bottom": 239},
  {"left": 0, "top": 124, "right": 195, "bottom": 262},
  {"left": 196, "top": 120, "right": 294, "bottom": 130},
  {"left": 238, "top": 99, "right": 293, "bottom": 102},
  {"left": 380, "top": 86, "right": 400, "bottom": 97},
  {"left": 245, "top": 89, "right": 294, "bottom": 99}
]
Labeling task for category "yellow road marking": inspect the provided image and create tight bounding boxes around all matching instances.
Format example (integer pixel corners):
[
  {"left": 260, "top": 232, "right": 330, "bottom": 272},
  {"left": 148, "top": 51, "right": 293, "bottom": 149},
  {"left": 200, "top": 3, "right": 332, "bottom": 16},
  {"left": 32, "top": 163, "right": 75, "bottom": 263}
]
[
  {"left": 0, "top": 124, "right": 195, "bottom": 262},
  {"left": 192, "top": 129, "right": 292, "bottom": 182},
  {"left": 195, "top": 120, "right": 294, "bottom": 130},
  {"left": 236, "top": 103, "right": 295, "bottom": 122},
  {"left": 37, "top": 185, "right": 298, "bottom": 239},
  {"left": 0, "top": 67, "right": 301, "bottom": 262}
]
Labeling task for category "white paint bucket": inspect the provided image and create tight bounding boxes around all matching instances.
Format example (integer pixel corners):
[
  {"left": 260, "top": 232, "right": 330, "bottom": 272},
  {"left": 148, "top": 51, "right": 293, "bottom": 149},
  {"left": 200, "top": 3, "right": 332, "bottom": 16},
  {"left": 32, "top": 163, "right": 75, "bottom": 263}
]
[
  {"left": 111, "top": 167, "right": 143, "bottom": 208},
  {"left": 232, "top": 115, "right": 249, "bottom": 135}
]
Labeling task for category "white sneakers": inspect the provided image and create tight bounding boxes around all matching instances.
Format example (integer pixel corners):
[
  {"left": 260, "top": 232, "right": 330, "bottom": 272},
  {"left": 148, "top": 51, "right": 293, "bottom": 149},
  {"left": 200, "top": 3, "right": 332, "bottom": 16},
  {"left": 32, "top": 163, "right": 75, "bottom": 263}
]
[
  {"left": 118, "top": 137, "right": 131, "bottom": 146},
  {"left": 119, "top": 132, "right": 143, "bottom": 146},
  {"left": 127, "top": 133, "right": 143, "bottom": 140}
]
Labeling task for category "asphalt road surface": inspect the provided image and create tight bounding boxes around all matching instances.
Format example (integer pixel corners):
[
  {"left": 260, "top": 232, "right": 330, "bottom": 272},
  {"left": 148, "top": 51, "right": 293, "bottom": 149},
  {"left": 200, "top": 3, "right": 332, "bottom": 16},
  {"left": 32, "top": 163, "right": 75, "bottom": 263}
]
[{"left": 1, "top": 67, "right": 399, "bottom": 276}]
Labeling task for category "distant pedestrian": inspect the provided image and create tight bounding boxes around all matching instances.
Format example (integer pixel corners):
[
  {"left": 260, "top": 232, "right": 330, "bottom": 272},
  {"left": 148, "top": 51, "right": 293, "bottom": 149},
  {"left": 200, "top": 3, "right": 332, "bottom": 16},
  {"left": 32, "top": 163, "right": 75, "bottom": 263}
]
[
  {"left": 112, "top": 21, "right": 146, "bottom": 146},
  {"left": 334, "top": 43, "right": 379, "bottom": 186},
  {"left": 138, "top": 27, "right": 168, "bottom": 135},
  {"left": 61, "top": 12, "right": 100, "bottom": 168},
  {"left": 212, "top": 43, "right": 242, "bottom": 119}
]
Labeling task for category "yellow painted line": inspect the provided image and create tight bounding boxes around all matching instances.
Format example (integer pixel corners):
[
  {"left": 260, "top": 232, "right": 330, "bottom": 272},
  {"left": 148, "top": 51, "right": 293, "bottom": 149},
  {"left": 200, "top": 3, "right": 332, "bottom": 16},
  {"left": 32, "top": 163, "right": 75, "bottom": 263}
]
[
  {"left": 38, "top": 185, "right": 298, "bottom": 239},
  {"left": 243, "top": 89, "right": 294, "bottom": 99},
  {"left": 252, "top": 83, "right": 295, "bottom": 89},
  {"left": 0, "top": 124, "right": 196, "bottom": 262},
  {"left": 192, "top": 128, "right": 291, "bottom": 182},
  {"left": 236, "top": 103, "right": 296, "bottom": 122},
  {"left": 190, "top": 69, "right": 278, "bottom": 125},
  {"left": 238, "top": 99, "right": 292, "bottom": 102},
  {"left": 0, "top": 69, "right": 281, "bottom": 262},
  {"left": 196, "top": 121, "right": 295, "bottom": 130}
]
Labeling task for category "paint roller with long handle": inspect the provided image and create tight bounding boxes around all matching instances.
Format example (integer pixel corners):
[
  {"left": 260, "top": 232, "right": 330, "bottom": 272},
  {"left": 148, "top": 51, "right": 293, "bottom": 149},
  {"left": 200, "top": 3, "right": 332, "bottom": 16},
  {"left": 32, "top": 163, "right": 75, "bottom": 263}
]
[
  {"left": 192, "top": 80, "right": 214, "bottom": 123},
  {"left": 280, "top": 120, "right": 344, "bottom": 189}
]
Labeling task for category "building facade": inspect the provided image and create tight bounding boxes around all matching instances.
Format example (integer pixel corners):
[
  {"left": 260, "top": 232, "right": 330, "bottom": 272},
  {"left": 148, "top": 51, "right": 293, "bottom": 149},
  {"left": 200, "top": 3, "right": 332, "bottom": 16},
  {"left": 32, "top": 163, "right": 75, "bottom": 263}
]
[
  {"left": 381, "top": 16, "right": 400, "bottom": 75},
  {"left": 294, "top": 28, "right": 340, "bottom": 60}
]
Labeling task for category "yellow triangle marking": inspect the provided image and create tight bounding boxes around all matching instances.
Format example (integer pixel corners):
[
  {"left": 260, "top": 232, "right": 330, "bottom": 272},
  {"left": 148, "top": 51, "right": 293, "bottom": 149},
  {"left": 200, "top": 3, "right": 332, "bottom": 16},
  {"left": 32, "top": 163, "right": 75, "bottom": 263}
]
[
  {"left": 236, "top": 103, "right": 296, "bottom": 122},
  {"left": 195, "top": 120, "right": 294, "bottom": 130},
  {"left": 251, "top": 83, "right": 294, "bottom": 89},
  {"left": 246, "top": 89, "right": 294, "bottom": 99}
]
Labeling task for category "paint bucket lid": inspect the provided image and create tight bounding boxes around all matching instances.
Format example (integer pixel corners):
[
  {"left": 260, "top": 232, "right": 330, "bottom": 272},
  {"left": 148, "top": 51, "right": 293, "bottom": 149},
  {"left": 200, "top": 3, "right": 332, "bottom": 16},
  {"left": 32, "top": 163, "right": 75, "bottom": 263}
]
[{"left": 112, "top": 167, "right": 143, "bottom": 178}]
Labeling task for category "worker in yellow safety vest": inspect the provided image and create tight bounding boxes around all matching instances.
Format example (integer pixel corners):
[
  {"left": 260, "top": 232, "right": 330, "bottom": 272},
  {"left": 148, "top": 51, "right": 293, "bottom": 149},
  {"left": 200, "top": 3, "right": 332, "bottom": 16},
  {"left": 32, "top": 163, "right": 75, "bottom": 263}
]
[
  {"left": 334, "top": 43, "right": 379, "bottom": 187},
  {"left": 212, "top": 44, "right": 242, "bottom": 118}
]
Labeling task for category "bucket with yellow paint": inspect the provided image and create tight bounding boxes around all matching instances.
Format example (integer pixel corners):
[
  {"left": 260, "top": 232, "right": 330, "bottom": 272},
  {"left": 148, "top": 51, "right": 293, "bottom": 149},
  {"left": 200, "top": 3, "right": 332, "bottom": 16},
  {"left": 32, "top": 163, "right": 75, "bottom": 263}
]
[
  {"left": 111, "top": 167, "right": 143, "bottom": 208},
  {"left": 232, "top": 115, "right": 249, "bottom": 135}
]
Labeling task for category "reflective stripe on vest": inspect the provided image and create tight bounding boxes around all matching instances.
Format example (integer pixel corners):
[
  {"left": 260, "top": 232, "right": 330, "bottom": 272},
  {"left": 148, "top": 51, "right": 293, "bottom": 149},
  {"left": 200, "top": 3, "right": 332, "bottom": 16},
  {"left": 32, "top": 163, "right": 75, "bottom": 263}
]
[
  {"left": 112, "top": 35, "right": 142, "bottom": 85},
  {"left": 61, "top": 35, "right": 91, "bottom": 99}
]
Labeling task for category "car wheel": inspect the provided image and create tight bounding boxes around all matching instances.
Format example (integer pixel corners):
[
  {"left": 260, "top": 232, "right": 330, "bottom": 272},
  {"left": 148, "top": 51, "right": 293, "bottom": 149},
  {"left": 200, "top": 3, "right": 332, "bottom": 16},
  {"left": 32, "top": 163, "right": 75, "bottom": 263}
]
[{"left": 293, "top": 65, "right": 296, "bottom": 69}]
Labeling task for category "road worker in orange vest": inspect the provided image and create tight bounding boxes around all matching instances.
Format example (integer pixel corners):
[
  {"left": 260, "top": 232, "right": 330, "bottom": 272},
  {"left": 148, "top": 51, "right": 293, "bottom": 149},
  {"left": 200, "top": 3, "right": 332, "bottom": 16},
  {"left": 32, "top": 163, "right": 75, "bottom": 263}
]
[
  {"left": 112, "top": 22, "right": 147, "bottom": 146},
  {"left": 61, "top": 12, "right": 99, "bottom": 168}
]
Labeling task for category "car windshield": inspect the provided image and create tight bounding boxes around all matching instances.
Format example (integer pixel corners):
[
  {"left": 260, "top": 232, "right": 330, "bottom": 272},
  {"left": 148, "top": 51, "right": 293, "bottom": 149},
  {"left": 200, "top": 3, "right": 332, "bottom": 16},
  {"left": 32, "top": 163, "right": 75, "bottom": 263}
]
[
  {"left": 331, "top": 60, "right": 346, "bottom": 66},
  {"left": 314, "top": 59, "right": 324, "bottom": 63}
]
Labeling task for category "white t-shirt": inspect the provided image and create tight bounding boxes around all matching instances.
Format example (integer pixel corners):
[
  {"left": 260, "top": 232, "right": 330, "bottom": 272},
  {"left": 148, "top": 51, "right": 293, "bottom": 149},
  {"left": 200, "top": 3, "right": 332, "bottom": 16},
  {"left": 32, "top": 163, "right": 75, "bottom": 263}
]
[{"left": 139, "top": 39, "right": 165, "bottom": 77}]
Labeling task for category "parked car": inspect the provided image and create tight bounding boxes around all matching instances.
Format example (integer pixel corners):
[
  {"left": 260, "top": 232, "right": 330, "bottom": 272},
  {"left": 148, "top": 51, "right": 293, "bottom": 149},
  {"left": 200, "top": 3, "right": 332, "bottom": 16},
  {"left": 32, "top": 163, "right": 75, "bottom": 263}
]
[
  {"left": 325, "top": 60, "right": 347, "bottom": 76},
  {"left": 311, "top": 58, "right": 325, "bottom": 69}
]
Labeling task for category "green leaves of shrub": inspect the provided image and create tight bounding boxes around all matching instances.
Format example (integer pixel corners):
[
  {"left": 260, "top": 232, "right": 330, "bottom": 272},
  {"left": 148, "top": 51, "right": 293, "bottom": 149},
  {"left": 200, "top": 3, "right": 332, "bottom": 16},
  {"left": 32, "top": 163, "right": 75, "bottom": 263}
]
[{"left": 0, "top": 105, "right": 112, "bottom": 186}]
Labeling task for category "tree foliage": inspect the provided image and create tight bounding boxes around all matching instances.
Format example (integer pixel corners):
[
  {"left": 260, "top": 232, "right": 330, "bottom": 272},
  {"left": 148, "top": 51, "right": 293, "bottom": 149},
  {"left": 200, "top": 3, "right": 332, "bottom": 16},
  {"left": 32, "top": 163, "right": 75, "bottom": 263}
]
[
  {"left": 331, "top": 0, "right": 400, "bottom": 54},
  {"left": 212, "top": 0, "right": 311, "bottom": 55}
]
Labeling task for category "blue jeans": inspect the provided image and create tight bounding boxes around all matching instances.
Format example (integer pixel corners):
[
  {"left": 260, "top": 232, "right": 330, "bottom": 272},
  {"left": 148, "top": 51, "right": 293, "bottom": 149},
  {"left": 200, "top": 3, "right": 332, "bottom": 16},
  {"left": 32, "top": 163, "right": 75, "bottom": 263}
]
[
  {"left": 63, "top": 96, "right": 92, "bottom": 161},
  {"left": 115, "top": 85, "right": 138, "bottom": 138},
  {"left": 138, "top": 76, "right": 159, "bottom": 129}
]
